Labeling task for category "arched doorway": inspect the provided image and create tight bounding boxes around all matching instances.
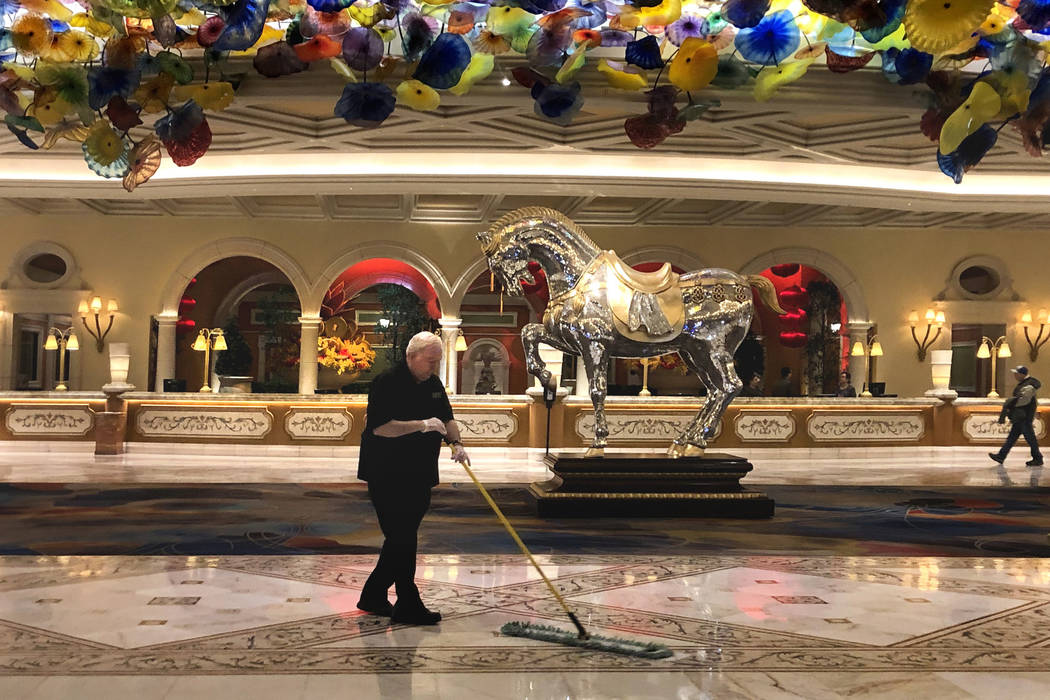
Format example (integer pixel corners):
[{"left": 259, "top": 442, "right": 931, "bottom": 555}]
[
  {"left": 456, "top": 268, "right": 536, "bottom": 394},
  {"left": 171, "top": 257, "right": 303, "bottom": 393},
  {"left": 316, "top": 258, "right": 441, "bottom": 393}
]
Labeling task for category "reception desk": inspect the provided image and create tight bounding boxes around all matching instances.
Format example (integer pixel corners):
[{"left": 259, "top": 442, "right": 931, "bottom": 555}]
[{"left": 0, "top": 392, "right": 1044, "bottom": 451}]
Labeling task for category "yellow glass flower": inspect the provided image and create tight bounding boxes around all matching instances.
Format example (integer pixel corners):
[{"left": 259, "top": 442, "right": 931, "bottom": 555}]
[
  {"left": 19, "top": 0, "right": 72, "bottom": 21},
  {"left": 983, "top": 70, "right": 1029, "bottom": 118},
  {"left": 596, "top": 59, "right": 648, "bottom": 91},
  {"left": 28, "top": 93, "right": 73, "bottom": 127},
  {"left": 83, "top": 120, "right": 124, "bottom": 167},
  {"left": 396, "top": 80, "right": 440, "bottom": 111},
  {"left": 939, "top": 81, "right": 1001, "bottom": 153},
  {"left": 134, "top": 73, "right": 175, "bottom": 113},
  {"left": 486, "top": 6, "right": 536, "bottom": 36},
  {"left": 349, "top": 2, "right": 395, "bottom": 27},
  {"left": 69, "top": 13, "right": 116, "bottom": 38},
  {"left": 637, "top": 0, "right": 681, "bottom": 27},
  {"left": 754, "top": 59, "right": 814, "bottom": 102},
  {"left": 42, "top": 123, "right": 90, "bottom": 150},
  {"left": 42, "top": 31, "right": 99, "bottom": 63},
  {"left": 171, "top": 82, "right": 235, "bottom": 111},
  {"left": 668, "top": 38, "right": 718, "bottom": 93},
  {"left": 11, "top": 14, "right": 53, "bottom": 56},
  {"left": 448, "top": 54, "right": 494, "bottom": 96},
  {"left": 555, "top": 51, "right": 586, "bottom": 84},
  {"left": 904, "top": 0, "right": 995, "bottom": 54}
]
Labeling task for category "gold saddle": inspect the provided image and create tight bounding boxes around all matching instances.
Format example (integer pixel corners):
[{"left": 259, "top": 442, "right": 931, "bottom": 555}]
[{"left": 600, "top": 251, "right": 684, "bottom": 342}]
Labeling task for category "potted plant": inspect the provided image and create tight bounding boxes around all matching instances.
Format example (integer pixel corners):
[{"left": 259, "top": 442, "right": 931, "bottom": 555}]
[{"left": 215, "top": 320, "right": 254, "bottom": 393}]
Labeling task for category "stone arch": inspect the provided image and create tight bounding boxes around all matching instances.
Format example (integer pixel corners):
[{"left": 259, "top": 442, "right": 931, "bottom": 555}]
[
  {"left": 450, "top": 256, "right": 490, "bottom": 312},
  {"left": 158, "top": 238, "right": 311, "bottom": 316},
  {"left": 212, "top": 271, "right": 289, "bottom": 327},
  {"left": 310, "top": 243, "right": 453, "bottom": 320},
  {"left": 738, "top": 247, "right": 869, "bottom": 323},
  {"left": 621, "top": 246, "right": 707, "bottom": 273}
]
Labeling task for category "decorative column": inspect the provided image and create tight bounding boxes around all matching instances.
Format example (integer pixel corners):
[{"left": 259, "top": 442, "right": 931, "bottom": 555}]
[
  {"left": 298, "top": 316, "right": 322, "bottom": 395},
  {"left": 574, "top": 354, "right": 589, "bottom": 396},
  {"left": 0, "top": 298, "right": 12, "bottom": 390},
  {"left": 846, "top": 321, "right": 871, "bottom": 394},
  {"left": 439, "top": 317, "right": 462, "bottom": 393},
  {"left": 154, "top": 313, "right": 178, "bottom": 392}
]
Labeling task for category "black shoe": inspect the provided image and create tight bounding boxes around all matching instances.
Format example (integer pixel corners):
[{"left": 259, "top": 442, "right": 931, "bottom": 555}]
[
  {"left": 356, "top": 597, "right": 393, "bottom": 616},
  {"left": 1026, "top": 459, "right": 1044, "bottom": 467},
  {"left": 391, "top": 603, "right": 441, "bottom": 625},
  {"left": 989, "top": 452, "right": 1005, "bottom": 464}
]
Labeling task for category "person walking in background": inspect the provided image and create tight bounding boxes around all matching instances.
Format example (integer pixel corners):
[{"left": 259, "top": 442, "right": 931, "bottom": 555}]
[
  {"left": 771, "top": 367, "right": 794, "bottom": 397},
  {"left": 356, "top": 331, "right": 471, "bottom": 625},
  {"left": 990, "top": 365, "right": 1043, "bottom": 468}
]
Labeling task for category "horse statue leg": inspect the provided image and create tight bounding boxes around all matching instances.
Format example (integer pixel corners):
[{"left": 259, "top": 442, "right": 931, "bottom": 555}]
[
  {"left": 578, "top": 331, "right": 610, "bottom": 458},
  {"left": 670, "top": 343, "right": 743, "bottom": 458},
  {"left": 521, "top": 323, "right": 557, "bottom": 391}
]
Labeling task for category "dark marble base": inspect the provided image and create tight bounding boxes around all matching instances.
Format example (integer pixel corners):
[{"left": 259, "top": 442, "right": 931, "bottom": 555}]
[{"left": 529, "top": 452, "right": 774, "bottom": 518}]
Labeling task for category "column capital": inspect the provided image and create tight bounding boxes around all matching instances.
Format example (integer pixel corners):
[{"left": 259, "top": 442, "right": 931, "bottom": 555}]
[
  {"left": 846, "top": 321, "right": 873, "bottom": 336},
  {"left": 155, "top": 313, "right": 179, "bottom": 326},
  {"left": 298, "top": 316, "right": 323, "bottom": 329},
  {"left": 438, "top": 317, "right": 463, "bottom": 330}
]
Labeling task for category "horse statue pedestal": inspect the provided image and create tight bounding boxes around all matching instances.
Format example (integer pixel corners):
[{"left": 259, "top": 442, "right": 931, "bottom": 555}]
[{"left": 529, "top": 453, "right": 774, "bottom": 518}]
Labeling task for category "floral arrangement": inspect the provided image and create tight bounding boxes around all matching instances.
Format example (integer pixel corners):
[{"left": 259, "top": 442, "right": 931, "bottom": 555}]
[
  {"left": 2, "top": 0, "right": 1049, "bottom": 185},
  {"left": 317, "top": 316, "right": 375, "bottom": 376},
  {"left": 637, "top": 352, "right": 689, "bottom": 374}
]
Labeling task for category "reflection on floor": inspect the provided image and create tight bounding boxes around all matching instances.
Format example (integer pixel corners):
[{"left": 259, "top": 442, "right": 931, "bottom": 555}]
[
  {"left": 0, "top": 443, "right": 1046, "bottom": 487},
  {"left": 2, "top": 555, "right": 1050, "bottom": 698}
]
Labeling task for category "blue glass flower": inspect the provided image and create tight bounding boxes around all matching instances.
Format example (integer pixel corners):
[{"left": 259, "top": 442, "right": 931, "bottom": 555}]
[
  {"left": 600, "top": 29, "right": 632, "bottom": 47},
  {"left": 937, "top": 125, "right": 997, "bottom": 184},
  {"left": 574, "top": 1, "right": 608, "bottom": 30},
  {"left": 894, "top": 48, "right": 932, "bottom": 85},
  {"left": 49, "top": 20, "right": 70, "bottom": 32},
  {"left": 533, "top": 81, "right": 583, "bottom": 126},
  {"left": 0, "top": 29, "right": 12, "bottom": 52},
  {"left": 155, "top": 100, "right": 205, "bottom": 142},
  {"left": 334, "top": 82, "right": 396, "bottom": 128},
  {"left": 414, "top": 33, "right": 472, "bottom": 89},
  {"left": 724, "top": 0, "right": 771, "bottom": 29},
  {"left": 214, "top": 0, "right": 269, "bottom": 52},
  {"left": 88, "top": 68, "right": 140, "bottom": 111},
  {"left": 734, "top": 10, "right": 799, "bottom": 66},
  {"left": 401, "top": 12, "right": 435, "bottom": 61},
  {"left": 307, "top": 0, "right": 354, "bottom": 11},
  {"left": 1018, "top": 0, "right": 1050, "bottom": 32},
  {"left": 859, "top": 0, "right": 906, "bottom": 42},
  {"left": 625, "top": 35, "right": 664, "bottom": 70}
]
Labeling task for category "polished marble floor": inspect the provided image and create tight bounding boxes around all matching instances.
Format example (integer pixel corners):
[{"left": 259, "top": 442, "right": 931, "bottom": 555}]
[
  {"left": 2, "top": 554, "right": 1050, "bottom": 698},
  {"left": 0, "top": 442, "right": 1046, "bottom": 487}
]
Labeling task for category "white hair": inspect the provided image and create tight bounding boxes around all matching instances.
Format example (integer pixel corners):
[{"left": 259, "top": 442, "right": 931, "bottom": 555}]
[{"left": 405, "top": 331, "right": 443, "bottom": 357}]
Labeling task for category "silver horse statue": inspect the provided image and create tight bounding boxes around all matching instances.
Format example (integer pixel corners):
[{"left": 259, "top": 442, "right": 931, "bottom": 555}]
[{"left": 477, "top": 207, "right": 783, "bottom": 458}]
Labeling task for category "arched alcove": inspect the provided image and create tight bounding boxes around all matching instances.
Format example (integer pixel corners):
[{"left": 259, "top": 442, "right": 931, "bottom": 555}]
[{"left": 461, "top": 338, "right": 511, "bottom": 395}]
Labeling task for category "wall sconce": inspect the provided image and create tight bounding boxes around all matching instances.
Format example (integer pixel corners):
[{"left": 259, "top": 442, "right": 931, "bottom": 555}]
[
  {"left": 976, "top": 335, "right": 1011, "bottom": 398},
  {"left": 908, "top": 308, "right": 945, "bottom": 361},
  {"left": 850, "top": 335, "right": 883, "bottom": 397},
  {"left": 44, "top": 327, "right": 79, "bottom": 391},
  {"left": 1020, "top": 308, "right": 1049, "bottom": 361},
  {"left": 78, "top": 295, "right": 118, "bottom": 353},
  {"left": 191, "top": 328, "right": 227, "bottom": 392}
]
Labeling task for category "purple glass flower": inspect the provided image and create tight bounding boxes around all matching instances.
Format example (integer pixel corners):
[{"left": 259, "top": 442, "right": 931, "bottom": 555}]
[
  {"left": 666, "top": 14, "right": 709, "bottom": 46},
  {"left": 342, "top": 27, "right": 384, "bottom": 72}
]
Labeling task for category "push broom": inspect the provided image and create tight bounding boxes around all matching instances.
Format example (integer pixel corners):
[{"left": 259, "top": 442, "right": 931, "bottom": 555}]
[{"left": 450, "top": 446, "right": 673, "bottom": 660}]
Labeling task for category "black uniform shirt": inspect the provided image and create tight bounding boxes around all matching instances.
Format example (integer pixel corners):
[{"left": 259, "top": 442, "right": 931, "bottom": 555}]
[{"left": 357, "top": 361, "right": 453, "bottom": 487}]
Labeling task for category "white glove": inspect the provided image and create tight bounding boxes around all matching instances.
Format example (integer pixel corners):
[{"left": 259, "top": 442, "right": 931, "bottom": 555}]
[
  {"left": 421, "top": 418, "right": 447, "bottom": 435},
  {"left": 451, "top": 444, "right": 470, "bottom": 465}
]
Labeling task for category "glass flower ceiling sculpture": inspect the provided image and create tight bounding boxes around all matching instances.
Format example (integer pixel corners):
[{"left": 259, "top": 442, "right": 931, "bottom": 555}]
[{"left": 2, "top": 0, "right": 1049, "bottom": 188}]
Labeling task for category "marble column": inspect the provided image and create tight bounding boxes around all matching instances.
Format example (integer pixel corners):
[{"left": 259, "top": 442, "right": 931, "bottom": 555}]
[
  {"left": 298, "top": 316, "right": 322, "bottom": 395},
  {"left": 153, "top": 314, "right": 178, "bottom": 392},
  {"left": 0, "top": 301, "right": 11, "bottom": 390},
  {"left": 439, "top": 318, "right": 462, "bottom": 394},
  {"left": 847, "top": 321, "right": 872, "bottom": 394}
]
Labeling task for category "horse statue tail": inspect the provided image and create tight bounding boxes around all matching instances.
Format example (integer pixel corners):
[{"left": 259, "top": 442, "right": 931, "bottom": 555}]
[{"left": 746, "top": 275, "right": 785, "bottom": 314}]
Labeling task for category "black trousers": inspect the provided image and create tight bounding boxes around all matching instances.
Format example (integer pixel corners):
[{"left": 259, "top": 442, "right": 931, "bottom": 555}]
[
  {"left": 361, "top": 482, "right": 432, "bottom": 608},
  {"left": 996, "top": 419, "right": 1044, "bottom": 461}
]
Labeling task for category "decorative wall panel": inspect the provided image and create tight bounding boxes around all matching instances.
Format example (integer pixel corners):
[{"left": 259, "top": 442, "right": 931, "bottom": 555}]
[
  {"left": 5, "top": 404, "right": 94, "bottom": 436},
  {"left": 734, "top": 410, "right": 796, "bottom": 442},
  {"left": 576, "top": 412, "right": 721, "bottom": 442},
  {"left": 807, "top": 411, "right": 925, "bottom": 442},
  {"left": 284, "top": 408, "right": 353, "bottom": 441},
  {"left": 454, "top": 410, "right": 518, "bottom": 442},
  {"left": 135, "top": 405, "right": 273, "bottom": 439},
  {"left": 962, "top": 414, "right": 1046, "bottom": 444}
]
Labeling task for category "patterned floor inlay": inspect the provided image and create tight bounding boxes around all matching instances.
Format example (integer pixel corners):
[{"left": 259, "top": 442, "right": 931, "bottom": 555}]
[{"left": 1, "top": 554, "right": 1050, "bottom": 682}]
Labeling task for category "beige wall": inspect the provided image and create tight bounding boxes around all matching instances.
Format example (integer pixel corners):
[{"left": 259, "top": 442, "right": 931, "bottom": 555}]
[{"left": 3, "top": 213, "right": 1047, "bottom": 394}]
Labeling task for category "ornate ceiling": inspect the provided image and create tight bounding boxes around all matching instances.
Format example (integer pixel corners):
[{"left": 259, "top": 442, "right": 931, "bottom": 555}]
[{"left": 1, "top": 64, "right": 1047, "bottom": 227}]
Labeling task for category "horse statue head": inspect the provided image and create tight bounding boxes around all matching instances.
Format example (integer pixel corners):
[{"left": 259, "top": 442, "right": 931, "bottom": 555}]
[{"left": 477, "top": 207, "right": 592, "bottom": 296}]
